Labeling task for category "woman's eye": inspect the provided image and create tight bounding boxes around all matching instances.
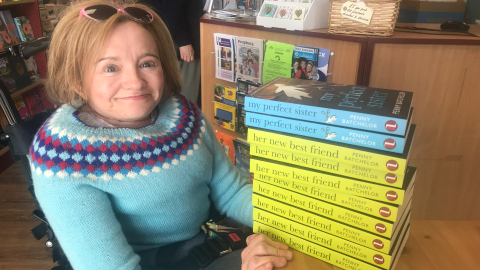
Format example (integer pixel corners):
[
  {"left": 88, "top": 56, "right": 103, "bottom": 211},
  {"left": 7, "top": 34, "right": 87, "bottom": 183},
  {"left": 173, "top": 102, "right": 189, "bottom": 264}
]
[
  {"left": 105, "top": 66, "right": 116, "bottom": 73},
  {"left": 141, "top": 61, "right": 156, "bottom": 68}
]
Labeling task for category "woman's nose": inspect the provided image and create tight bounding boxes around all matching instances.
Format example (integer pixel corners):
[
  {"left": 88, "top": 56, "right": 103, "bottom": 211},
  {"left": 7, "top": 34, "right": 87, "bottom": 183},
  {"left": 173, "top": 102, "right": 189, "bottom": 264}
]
[{"left": 122, "top": 68, "right": 145, "bottom": 90}]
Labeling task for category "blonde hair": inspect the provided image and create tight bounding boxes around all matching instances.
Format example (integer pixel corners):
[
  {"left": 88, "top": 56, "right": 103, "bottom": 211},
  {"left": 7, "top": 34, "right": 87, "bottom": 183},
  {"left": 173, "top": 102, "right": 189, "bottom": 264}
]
[{"left": 46, "top": 0, "right": 182, "bottom": 107}]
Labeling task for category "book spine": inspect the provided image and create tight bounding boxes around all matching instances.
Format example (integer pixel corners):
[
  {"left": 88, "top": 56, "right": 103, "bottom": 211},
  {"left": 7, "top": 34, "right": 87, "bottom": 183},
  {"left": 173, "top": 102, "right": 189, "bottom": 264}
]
[
  {"left": 253, "top": 194, "right": 392, "bottom": 253},
  {"left": 254, "top": 176, "right": 399, "bottom": 222},
  {"left": 248, "top": 128, "right": 407, "bottom": 174},
  {"left": 253, "top": 181, "right": 394, "bottom": 237},
  {"left": 251, "top": 158, "right": 406, "bottom": 204},
  {"left": 254, "top": 208, "right": 392, "bottom": 268},
  {"left": 13, "top": 18, "right": 26, "bottom": 42},
  {"left": 251, "top": 144, "right": 405, "bottom": 188},
  {"left": 244, "top": 97, "right": 408, "bottom": 136},
  {"left": 254, "top": 222, "right": 385, "bottom": 270},
  {"left": 246, "top": 112, "right": 405, "bottom": 153}
]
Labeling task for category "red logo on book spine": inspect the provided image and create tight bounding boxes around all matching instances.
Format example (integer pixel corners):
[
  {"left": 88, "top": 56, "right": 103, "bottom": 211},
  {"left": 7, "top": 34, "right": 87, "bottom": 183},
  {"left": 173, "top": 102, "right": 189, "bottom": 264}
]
[
  {"left": 386, "top": 160, "right": 399, "bottom": 171},
  {"left": 375, "top": 223, "right": 387, "bottom": 233},
  {"left": 373, "top": 254, "right": 385, "bottom": 265},
  {"left": 386, "top": 191, "right": 398, "bottom": 201},
  {"left": 379, "top": 207, "right": 391, "bottom": 217},
  {"left": 373, "top": 239, "right": 384, "bottom": 249},
  {"left": 385, "top": 120, "right": 398, "bottom": 132},
  {"left": 383, "top": 139, "right": 396, "bottom": 150},
  {"left": 228, "top": 233, "right": 241, "bottom": 242},
  {"left": 385, "top": 173, "right": 397, "bottom": 184}
]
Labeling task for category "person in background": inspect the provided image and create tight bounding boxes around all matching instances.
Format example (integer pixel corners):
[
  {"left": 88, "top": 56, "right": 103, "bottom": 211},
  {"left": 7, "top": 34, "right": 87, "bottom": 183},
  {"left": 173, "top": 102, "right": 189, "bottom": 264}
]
[
  {"left": 295, "top": 58, "right": 308, "bottom": 79},
  {"left": 252, "top": 55, "right": 259, "bottom": 78},
  {"left": 247, "top": 58, "right": 255, "bottom": 77},
  {"left": 291, "top": 59, "right": 299, "bottom": 78},
  {"left": 306, "top": 61, "right": 314, "bottom": 80},
  {"left": 142, "top": 0, "right": 204, "bottom": 106}
]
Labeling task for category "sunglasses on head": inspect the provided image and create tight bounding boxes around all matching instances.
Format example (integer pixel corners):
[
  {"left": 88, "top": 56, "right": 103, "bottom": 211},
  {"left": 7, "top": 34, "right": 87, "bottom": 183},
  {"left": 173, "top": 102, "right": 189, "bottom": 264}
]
[{"left": 79, "top": 5, "right": 153, "bottom": 24}]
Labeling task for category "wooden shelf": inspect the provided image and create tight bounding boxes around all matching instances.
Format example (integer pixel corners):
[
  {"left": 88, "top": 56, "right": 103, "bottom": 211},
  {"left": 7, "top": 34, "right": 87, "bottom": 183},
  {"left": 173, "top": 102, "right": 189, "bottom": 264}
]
[
  {"left": 0, "top": 0, "right": 36, "bottom": 7},
  {"left": 0, "top": 146, "right": 8, "bottom": 156},
  {"left": 10, "top": 81, "right": 43, "bottom": 99}
]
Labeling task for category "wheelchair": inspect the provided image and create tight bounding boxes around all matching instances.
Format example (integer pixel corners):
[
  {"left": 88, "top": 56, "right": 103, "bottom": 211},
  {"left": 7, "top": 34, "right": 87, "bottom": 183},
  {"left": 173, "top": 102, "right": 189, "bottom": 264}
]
[{"left": 0, "top": 37, "right": 232, "bottom": 270}]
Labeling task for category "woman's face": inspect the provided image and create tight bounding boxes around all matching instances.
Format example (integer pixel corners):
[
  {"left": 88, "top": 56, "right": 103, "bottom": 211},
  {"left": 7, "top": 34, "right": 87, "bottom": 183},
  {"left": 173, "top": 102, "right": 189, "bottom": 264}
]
[
  {"left": 307, "top": 63, "right": 313, "bottom": 72},
  {"left": 293, "top": 61, "right": 298, "bottom": 69},
  {"left": 301, "top": 61, "right": 306, "bottom": 69},
  {"left": 84, "top": 21, "right": 164, "bottom": 123}
]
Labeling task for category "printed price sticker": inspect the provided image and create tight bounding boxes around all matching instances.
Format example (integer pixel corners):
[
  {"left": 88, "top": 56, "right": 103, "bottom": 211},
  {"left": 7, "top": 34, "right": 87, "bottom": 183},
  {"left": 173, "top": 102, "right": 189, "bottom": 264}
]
[{"left": 341, "top": 1, "right": 374, "bottom": 25}]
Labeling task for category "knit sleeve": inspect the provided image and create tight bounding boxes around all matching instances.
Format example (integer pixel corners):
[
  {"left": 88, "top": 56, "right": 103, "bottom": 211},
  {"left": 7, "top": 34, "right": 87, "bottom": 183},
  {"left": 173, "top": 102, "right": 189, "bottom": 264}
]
[
  {"left": 201, "top": 116, "right": 254, "bottom": 227},
  {"left": 32, "top": 176, "right": 143, "bottom": 270}
]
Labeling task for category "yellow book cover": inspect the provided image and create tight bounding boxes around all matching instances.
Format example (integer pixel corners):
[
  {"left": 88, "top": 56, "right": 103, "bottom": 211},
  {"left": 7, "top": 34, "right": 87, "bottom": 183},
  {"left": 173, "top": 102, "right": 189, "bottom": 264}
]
[
  {"left": 251, "top": 143, "right": 404, "bottom": 188},
  {"left": 254, "top": 222, "right": 386, "bottom": 270},
  {"left": 248, "top": 127, "right": 414, "bottom": 175},
  {"left": 254, "top": 208, "right": 393, "bottom": 268},
  {"left": 214, "top": 84, "right": 237, "bottom": 131},
  {"left": 253, "top": 194, "right": 403, "bottom": 254},
  {"left": 253, "top": 181, "right": 395, "bottom": 237},
  {"left": 251, "top": 157, "right": 417, "bottom": 205},
  {"left": 254, "top": 175, "right": 399, "bottom": 222}
]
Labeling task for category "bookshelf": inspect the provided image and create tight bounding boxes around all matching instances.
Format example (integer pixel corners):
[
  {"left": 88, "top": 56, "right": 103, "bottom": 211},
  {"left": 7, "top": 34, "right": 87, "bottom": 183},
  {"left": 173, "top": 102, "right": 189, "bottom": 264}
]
[
  {"left": 0, "top": 145, "right": 8, "bottom": 156},
  {"left": 0, "top": 1, "right": 37, "bottom": 7},
  {"left": 10, "top": 80, "right": 43, "bottom": 98}
]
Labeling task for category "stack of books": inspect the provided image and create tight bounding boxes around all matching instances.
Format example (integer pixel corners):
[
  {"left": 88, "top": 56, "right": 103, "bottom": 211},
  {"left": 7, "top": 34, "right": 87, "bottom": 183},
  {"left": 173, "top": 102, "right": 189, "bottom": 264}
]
[{"left": 245, "top": 77, "right": 416, "bottom": 270}]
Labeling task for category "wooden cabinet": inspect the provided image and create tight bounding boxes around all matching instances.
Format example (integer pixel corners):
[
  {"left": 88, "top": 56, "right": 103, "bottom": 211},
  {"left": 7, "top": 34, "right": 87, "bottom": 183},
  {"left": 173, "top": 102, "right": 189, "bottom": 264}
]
[{"left": 200, "top": 15, "right": 480, "bottom": 221}]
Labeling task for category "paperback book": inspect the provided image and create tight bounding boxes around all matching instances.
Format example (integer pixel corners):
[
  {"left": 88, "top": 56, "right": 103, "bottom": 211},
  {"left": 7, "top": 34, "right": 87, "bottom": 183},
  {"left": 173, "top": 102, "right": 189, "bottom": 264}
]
[
  {"left": 246, "top": 110, "right": 413, "bottom": 153},
  {"left": 215, "top": 130, "right": 237, "bottom": 165},
  {"left": 24, "top": 57, "right": 41, "bottom": 82},
  {"left": 22, "top": 87, "right": 44, "bottom": 115},
  {"left": 253, "top": 170, "right": 415, "bottom": 221},
  {"left": 0, "top": 57, "right": 16, "bottom": 93},
  {"left": 251, "top": 157, "right": 416, "bottom": 205},
  {"left": 14, "top": 16, "right": 35, "bottom": 42},
  {"left": 247, "top": 126, "right": 415, "bottom": 175},
  {"left": 253, "top": 219, "right": 411, "bottom": 270},
  {"left": 7, "top": 56, "right": 31, "bottom": 90},
  {"left": 254, "top": 208, "right": 411, "bottom": 268},
  {"left": 317, "top": 48, "right": 331, "bottom": 82},
  {"left": 252, "top": 193, "right": 412, "bottom": 254},
  {"left": 214, "top": 84, "right": 236, "bottom": 131},
  {"left": 214, "top": 33, "right": 236, "bottom": 82},
  {"left": 236, "top": 37, "right": 264, "bottom": 84},
  {"left": 233, "top": 138, "right": 251, "bottom": 181},
  {"left": 244, "top": 77, "right": 414, "bottom": 136},
  {"left": 292, "top": 45, "right": 318, "bottom": 80},
  {"left": 236, "top": 79, "right": 261, "bottom": 135},
  {"left": 13, "top": 95, "right": 30, "bottom": 118},
  {"left": 0, "top": 19, "right": 11, "bottom": 50},
  {"left": 263, "top": 41, "right": 294, "bottom": 84},
  {"left": 253, "top": 180, "right": 412, "bottom": 238},
  {"left": 0, "top": 11, "right": 20, "bottom": 45}
]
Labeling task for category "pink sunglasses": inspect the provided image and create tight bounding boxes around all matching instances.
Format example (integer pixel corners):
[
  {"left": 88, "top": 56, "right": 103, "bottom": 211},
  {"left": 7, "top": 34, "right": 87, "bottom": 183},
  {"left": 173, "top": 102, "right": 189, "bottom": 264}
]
[{"left": 79, "top": 5, "right": 153, "bottom": 24}]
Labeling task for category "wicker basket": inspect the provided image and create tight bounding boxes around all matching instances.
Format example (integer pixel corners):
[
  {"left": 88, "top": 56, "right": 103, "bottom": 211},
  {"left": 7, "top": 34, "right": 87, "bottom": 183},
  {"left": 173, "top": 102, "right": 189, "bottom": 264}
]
[{"left": 328, "top": 0, "right": 401, "bottom": 37}]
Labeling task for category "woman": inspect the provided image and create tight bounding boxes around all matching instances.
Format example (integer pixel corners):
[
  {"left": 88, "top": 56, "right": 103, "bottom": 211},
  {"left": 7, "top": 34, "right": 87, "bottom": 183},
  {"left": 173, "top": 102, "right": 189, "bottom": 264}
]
[
  {"left": 295, "top": 58, "right": 308, "bottom": 80},
  {"left": 30, "top": 1, "right": 292, "bottom": 270},
  {"left": 291, "top": 60, "right": 299, "bottom": 78},
  {"left": 306, "top": 61, "right": 314, "bottom": 80}
]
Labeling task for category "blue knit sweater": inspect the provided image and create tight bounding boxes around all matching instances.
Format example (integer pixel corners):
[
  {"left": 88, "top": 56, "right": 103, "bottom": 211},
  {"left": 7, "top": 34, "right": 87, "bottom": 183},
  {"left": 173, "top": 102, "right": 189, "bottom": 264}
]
[{"left": 30, "top": 94, "right": 253, "bottom": 270}]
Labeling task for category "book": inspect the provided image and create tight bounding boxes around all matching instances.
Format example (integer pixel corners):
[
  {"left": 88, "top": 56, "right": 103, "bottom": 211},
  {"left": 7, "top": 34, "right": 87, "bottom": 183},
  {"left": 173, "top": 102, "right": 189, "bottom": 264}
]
[
  {"left": 0, "top": 11, "right": 20, "bottom": 45},
  {"left": 253, "top": 168, "right": 415, "bottom": 221},
  {"left": 14, "top": 16, "right": 35, "bottom": 42},
  {"left": 244, "top": 77, "right": 414, "bottom": 136},
  {"left": 251, "top": 157, "right": 416, "bottom": 205},
  {"left": 214, "top": 84, "right": 237, "bottom": 132},
  {"left": 246, "top": 110, "right": 412, "bottom": 153},
  {"left": 13, "top": 95, "right": 30, "bottom": 118},
  {"left": 263, "top": 41, "right": 294, "bottom": 84},
  {"left": 24, "top": 57, "right": 41, "bottom": 82},
  {"left": 252, "top": 193, "right": 412, "bottom": 255},
  {"left": 0, "top": 18, "right": 11, "bottom": 50},
  {"left": 214, "top": 33, "right": 236, "bottom": 82},
  {"left": 250, "top": 140, "right": 417, "bottom": 188},
  {"left": 253, "top": 219, "right": 411, "bottom": 270},
  {"left": 233, "top": 138, "right": 251, "bottom": 181},
  {"left": 7, "top": 56, "right": 31, "bottom": 90},
  {"left": 292, "top": 46, "right": 318, "bottom": 81},
  {"left": 0, "top": 57, "right": 16, "bottom": 93},
  {"left": 215, "top": 130, "right": 237, "bottom": 165},
  {"left": 236, "top": 79, "right": 261, "bottom": 135},
  {"left": 254, "top": 208, "right": 411, "bottom": 268},
  {"left": 317, "top": 48, "right": 331, "bottom": 82},
  {"left": 253, "top": 180, "right": 413, "bottom": 238},
  {"left": 247, "top": 126, "right": 415, "bottom": 176},
  {"left": 22, "top": 87, "right": 44, "bottom": 115},
  {"left": 236, "top": 37, "right": 264, "bottom": 84}
]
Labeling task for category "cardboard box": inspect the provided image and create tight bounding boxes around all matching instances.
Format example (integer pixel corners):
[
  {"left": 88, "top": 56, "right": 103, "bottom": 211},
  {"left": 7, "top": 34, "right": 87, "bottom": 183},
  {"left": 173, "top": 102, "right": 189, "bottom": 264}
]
[{"left": 398, "top": 0, "right": 466, "bottom": 24}]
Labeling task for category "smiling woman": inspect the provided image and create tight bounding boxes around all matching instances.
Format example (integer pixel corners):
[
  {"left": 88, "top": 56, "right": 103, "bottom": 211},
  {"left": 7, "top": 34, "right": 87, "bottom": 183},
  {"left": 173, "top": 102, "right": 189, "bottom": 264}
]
[{"left": 29, "top": 1, "right": 292, "bottom": 270}]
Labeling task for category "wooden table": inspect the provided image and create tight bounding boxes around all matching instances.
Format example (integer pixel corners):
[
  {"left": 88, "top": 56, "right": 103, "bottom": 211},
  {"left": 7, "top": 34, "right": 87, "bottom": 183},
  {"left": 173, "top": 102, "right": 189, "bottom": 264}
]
[{"left": 275, "top": 220, "right": 480, "bottom": 269}]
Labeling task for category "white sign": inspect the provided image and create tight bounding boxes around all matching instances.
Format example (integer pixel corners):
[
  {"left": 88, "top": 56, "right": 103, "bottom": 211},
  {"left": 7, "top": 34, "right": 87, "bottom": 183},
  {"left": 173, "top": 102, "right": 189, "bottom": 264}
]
[{"left": 341, "top": 1, "right": 374, "bottom": 25}]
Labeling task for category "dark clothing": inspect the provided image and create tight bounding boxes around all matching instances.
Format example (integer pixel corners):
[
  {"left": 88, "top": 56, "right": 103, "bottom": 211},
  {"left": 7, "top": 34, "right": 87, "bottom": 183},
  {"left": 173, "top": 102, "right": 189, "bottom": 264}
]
[{"left": 142, "top": 0, "right": 204, "bottom": 59}]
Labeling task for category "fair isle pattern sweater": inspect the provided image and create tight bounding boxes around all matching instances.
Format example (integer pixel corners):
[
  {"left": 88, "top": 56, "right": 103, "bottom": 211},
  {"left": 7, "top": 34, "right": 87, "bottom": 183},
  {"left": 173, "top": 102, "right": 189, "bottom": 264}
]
[{"left": 30, "top": 94, "right": 253, "bottom": 270}]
